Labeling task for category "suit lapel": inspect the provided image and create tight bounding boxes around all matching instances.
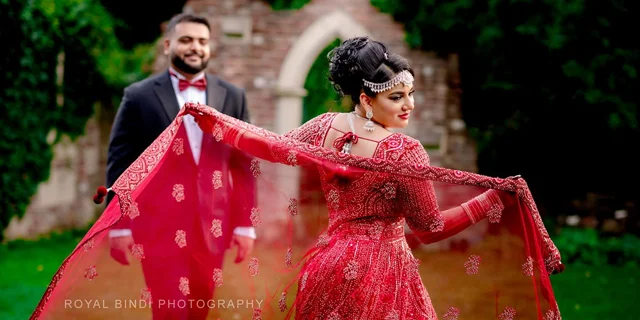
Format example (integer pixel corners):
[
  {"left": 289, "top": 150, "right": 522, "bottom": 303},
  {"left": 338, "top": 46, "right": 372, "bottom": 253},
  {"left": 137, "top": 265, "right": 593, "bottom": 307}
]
[
  {"left": 206, "top": 74, "right": 226, "bottom": 113},
  {"left": 153, "top": 71, "right": 180, "bottom": 123}
]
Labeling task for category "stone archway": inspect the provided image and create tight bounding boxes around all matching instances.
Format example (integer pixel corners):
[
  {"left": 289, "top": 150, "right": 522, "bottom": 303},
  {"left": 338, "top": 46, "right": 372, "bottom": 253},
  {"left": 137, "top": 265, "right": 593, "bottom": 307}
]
[
  {"left": 273, "top": 10, "right": 370, "bottom": 134},
  {"left": 267, "top": 11, "right": 371, "bottom": 241}
]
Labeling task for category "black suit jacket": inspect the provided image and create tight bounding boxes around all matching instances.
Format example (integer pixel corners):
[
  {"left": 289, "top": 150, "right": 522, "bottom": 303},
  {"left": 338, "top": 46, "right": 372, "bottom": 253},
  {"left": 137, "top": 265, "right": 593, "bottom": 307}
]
[
  {"left": 105, "top": 71, "right": 256, "bottom": 236},
  {"left": 106, "top": 70, "right": 250, "bottom": 189}
]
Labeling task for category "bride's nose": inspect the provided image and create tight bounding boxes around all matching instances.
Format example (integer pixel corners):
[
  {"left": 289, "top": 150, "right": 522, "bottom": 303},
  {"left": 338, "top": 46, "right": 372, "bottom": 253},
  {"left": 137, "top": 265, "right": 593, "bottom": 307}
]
[{"left": 404, "top": 98, "right": 415, "bottom": 111}]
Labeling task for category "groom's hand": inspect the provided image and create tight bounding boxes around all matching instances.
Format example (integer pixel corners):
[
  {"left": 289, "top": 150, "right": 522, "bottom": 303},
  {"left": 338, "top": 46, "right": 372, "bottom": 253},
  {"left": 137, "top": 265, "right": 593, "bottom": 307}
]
[
  {"left": 232, "top": 234, "right": 254, "bottom": 263},
  {"left": 109, "top": 235, "right": 134, "bottom": 265}
]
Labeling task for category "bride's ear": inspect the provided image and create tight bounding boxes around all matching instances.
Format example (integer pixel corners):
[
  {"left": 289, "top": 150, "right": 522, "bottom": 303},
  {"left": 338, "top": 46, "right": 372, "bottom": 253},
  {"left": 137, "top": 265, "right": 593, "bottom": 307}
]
[{"left": 359, "top": 92, "right": 373, "bottom": 110}]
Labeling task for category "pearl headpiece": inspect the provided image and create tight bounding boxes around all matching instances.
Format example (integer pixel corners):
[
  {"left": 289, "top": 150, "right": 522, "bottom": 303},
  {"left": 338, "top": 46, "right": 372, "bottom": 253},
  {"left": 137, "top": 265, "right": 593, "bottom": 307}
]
[{"left": 362, "top": 70, "right": 414, "bottom": 93}]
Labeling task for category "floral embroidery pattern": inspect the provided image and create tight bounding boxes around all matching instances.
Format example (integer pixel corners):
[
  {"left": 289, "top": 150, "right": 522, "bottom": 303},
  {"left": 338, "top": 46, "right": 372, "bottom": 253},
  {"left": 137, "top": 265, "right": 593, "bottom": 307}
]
[
  {"left": 499, "top": 306, "right": 516, "bottom": 320},
  {"left": 210, "top": 219, "right": 222, "bottom": 238},
  {"left": 127, "top": 201, "right": 140, "bottom": 219},
  {"left": 252, "top": 308, "right": 262, "bottom": 320},
  {"left": 327, "top": 312, "right": 340, "bottom": 320},
  {"left": 179, "top": 277, "right": 190, "bottom": 296},
  {"left": 288, "top": 198, "right": 299, "bottom": 216},
  {"left": 368, "top": 223, "right": 384, "bottom": 238},
  {"left": 172, "top": 184, "right": 185, "bottom": 202},
  {"left": 316, "top": 234, "right": 329, "bottom": 247},
  {"left": 465, "top": 254, "right": 481, "bottom": 275},
  {"left": 285, "top": 248, "right": 293, "bottom": 267},
  {"left": 327, "top": 189, "right": 339, "bottom": 210},
  {"left": 212, "top": 171, "right": 222, "bottom": 189},
  {"left": 82, "top": 239, "right": 94, "bottom": 252},
  {"left": 343, "top": 260, "right": 359, "bottom": 280},
  {"left": 84, "top": 266, "right": 98, "bottom": 280},
  {"left": 300, "top": 272, "right": 308, "bottom": 291},
  {"left": 172, "top": 138, "right": 184, "bottom": 155},
  {"left": 175, "top": 230, "right": 187, "bottom": 248},
  {"left": 429, "top": 216, "right": 445, "bottom": 232},
  {"left": 385, "top": 310, "right": 399, "bottom": 320},
  {"left": 213, "top": 124, "right": 223, "bottom": 141},
  {"left": 407, "top": 257, "right": 421, "bottom": 281},
  {"left": 250, "top": 207, "right": 261, "bottom": 226},
  {"left": 131, "top": 244, "right": 145, "bottom": 260},
  {"left": 545, "top": 309, "right": 561, "bottom": 320},
  {"left": 443, "top": 307, "right": 460, "bottom": 320},
  {"left": 487, "top": 202, "right": 504, "bottom": 223},
  {"left": 522, "top": 256, "right": 534, "bottom": 277},
  {"left": 213, "top": 268, "right": 223, "bottom": 287},
  {"left": 140, "top": 288, "right": 151, "bottom": 304},
  {"left": 249, "top": 258, "right": 259, "bottom": 276},
  {"left": 287, "top": 150, "right": 298, "bottom": 166},
  {"left": 250, "top": 159, "right": 261, "bottom": 177},
  {"left": 381, "top": 182, "right": 397, "bottom": 199},
  {"left": 279, "top": 292, "right": 287, "bottom": 312}
]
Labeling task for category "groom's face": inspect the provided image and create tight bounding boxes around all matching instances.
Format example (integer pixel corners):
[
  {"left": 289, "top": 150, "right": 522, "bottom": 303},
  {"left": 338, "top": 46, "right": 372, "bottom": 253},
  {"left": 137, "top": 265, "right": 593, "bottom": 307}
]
[{"left": 164, "top": 22, "right": 211, "bottom": 75}]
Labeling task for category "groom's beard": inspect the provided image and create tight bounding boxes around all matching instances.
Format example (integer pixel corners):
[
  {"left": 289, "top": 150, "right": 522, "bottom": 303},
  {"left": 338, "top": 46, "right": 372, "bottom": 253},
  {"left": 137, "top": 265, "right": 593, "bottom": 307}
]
[{"left": 171, "top": 52, "right": 208, "bottom": 75}]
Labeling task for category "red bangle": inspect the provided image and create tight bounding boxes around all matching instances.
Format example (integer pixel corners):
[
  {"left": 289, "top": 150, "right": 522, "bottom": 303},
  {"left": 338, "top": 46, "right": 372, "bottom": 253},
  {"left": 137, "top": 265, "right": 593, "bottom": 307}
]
[{"left": 461, "top": 190, "right": 504, "bottom": 224}]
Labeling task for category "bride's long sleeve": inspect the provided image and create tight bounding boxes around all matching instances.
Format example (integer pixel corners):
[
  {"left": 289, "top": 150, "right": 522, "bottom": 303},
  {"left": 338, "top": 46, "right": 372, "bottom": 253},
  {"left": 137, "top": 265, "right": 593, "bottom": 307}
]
[
  {"left": 185, "top": 103, "right": 294, "bottom": 160},
  {"left": 398, "top": 138, "right": 509, "bottom": 244},
  {"left": 185, "top": 102, "right": 331, "bottom": 169}
]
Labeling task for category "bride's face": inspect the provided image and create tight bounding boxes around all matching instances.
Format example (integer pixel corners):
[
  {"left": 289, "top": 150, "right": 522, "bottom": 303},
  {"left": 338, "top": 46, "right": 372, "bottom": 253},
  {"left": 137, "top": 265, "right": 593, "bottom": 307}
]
[{"left": 361, "top": 83, "right": 415, "bottom": 129}]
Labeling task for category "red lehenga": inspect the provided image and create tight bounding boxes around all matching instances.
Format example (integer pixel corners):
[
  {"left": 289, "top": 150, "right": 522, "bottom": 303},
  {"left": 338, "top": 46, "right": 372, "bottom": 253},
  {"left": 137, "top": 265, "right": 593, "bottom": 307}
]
[{"left": 31, "top": 102, "right": 563, "bottom": 320}]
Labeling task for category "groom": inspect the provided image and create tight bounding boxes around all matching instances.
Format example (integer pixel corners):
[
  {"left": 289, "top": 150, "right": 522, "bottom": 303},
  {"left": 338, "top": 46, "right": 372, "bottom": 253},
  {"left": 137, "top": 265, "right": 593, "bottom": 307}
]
[{"left": 106, "top": 13, "right": 256, "bottom": 319}]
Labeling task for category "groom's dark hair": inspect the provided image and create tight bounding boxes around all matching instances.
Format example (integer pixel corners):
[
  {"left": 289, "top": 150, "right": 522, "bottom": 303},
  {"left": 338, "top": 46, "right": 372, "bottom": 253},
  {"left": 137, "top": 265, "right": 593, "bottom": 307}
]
[{"left": 165, "top": 13, "right": 211, "bottom": 36}]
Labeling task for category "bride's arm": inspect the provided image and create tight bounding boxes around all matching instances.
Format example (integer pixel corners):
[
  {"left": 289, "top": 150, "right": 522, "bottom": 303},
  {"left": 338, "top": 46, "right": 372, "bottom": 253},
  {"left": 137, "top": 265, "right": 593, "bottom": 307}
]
[
  {"left": 398, "top": 138, "right": 510, "bottom": 244},
  {"left": 185, "top": 102, "right": 325, "bottom": 165}
]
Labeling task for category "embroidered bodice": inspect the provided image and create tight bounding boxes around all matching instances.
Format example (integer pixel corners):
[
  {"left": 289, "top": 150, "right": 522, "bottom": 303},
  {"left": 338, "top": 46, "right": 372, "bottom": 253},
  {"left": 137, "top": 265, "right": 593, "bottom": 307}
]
[{"left": 285, "top": 112, "right": 443, "bottom": 242}]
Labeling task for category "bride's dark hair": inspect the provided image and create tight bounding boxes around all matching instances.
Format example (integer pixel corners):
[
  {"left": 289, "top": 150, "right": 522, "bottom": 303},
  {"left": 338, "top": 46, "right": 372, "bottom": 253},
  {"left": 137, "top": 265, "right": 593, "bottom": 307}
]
[{"left": 328, "top": 36, "right": 414, "bottom": 106}]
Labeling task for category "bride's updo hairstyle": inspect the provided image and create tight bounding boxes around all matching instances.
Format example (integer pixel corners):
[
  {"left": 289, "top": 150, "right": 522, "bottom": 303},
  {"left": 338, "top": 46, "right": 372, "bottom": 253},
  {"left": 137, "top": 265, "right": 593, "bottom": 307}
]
[{"left": 327, "top": 36, "right": 414, "bottom": 107}]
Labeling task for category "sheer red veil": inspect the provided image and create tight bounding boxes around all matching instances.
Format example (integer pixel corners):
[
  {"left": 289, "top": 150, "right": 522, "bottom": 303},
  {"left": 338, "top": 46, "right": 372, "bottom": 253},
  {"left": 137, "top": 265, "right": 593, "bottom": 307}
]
[{"left": 31, "top": 103, "right": 563, "bottom": 320}]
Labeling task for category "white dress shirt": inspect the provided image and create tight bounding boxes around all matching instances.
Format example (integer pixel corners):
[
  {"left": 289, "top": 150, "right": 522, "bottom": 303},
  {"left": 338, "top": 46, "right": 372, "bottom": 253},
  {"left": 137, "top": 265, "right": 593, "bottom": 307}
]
[{"left": 109, "top": 68, "right": 256, "bottom": 239}]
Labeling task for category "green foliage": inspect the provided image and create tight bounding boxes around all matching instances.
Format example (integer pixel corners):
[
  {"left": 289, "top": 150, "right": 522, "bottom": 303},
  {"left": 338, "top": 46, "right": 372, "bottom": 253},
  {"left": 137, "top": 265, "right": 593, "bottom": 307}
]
[
  {"left": 303, "top": 38, "right": 351, "bottom": 122},
  {"left": 371, "top": 0, "right": 640, "bottom": 203},
  {"left": 553, "top": 228, "right": 640, "bottom": 267},
  {"left": 0, "top": 0, "right": 153, "bottom": 241},
  {"left": 265, "top": 0, "right": 311, "bottom": 10}
]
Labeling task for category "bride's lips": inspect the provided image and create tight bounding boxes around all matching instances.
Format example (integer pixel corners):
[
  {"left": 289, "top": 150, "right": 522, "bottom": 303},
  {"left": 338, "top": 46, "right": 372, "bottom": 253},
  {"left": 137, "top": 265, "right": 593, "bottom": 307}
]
[{"left": 399, "top": 113, "right": 410, "bottom": 120}]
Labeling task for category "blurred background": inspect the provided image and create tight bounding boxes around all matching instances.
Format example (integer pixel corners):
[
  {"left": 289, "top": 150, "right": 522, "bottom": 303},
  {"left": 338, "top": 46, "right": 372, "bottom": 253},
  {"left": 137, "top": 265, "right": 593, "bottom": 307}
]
[{"left": 1, "top": 0, "right": 638, "bottom": 319}]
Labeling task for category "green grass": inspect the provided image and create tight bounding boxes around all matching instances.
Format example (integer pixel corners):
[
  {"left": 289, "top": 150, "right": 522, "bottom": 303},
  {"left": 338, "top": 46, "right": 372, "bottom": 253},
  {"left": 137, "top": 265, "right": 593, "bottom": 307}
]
[
  {"left": 1, "top": 231, "right": 639, "bottom": 319},
  {"left": 0, "top": 231, "right": 83, "bottom": 320},
  {"left": 551, "top": 264, "right": 639, "bottom": 319}
]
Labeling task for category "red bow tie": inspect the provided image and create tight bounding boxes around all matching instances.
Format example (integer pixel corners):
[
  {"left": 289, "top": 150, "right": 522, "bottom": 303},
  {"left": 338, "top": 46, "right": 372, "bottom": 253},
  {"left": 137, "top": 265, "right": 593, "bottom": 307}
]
[{"left": 171, "top": 71, "right": 207, "bottom": 91}]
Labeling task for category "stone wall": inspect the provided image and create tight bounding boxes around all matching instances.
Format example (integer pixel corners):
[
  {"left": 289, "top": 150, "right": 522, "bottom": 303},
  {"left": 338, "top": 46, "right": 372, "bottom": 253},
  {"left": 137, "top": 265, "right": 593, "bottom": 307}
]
[{"left": 4, "top": 110, "right": 106, "bottom": 240}]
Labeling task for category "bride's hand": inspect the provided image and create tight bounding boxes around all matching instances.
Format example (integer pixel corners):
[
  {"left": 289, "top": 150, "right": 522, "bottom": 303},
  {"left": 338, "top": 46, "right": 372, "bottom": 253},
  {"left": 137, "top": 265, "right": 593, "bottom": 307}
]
[
  {"left": 183, "top": 105, "right": 218, "bottom": 133},
  {"left": 194, "top": 113, "right": 217, "bottom": 133}
]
